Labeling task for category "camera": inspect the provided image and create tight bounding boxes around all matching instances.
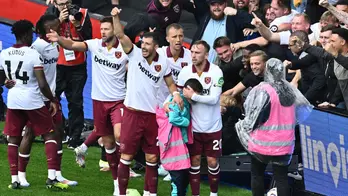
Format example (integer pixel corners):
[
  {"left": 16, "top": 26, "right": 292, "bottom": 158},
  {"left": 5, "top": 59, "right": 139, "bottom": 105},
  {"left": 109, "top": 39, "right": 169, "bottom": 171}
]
[{"left": 67, "top": 5, "right": 83, "bottom": 21}]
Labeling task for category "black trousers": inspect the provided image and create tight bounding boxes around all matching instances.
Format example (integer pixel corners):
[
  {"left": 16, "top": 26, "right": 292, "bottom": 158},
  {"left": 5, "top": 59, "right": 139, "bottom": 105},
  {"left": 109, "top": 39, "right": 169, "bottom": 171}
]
[
  {"left": 251, "top": 156, "right": 290, "bottom": 196},
  {"left": 169, "top": 169, "right": 189, "bottom": 196},
  {"left": 55, "top": 63, "right": 87, "bottom": 145}
]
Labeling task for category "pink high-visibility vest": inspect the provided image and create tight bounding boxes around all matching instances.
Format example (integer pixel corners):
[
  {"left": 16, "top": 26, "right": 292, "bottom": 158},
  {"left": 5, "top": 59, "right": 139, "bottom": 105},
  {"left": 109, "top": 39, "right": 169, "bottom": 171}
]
[
  {"left": 248, "top": 84, "right": 296, "bottom": 156},
  {"left": 156, "top": 107, "right": 193, "bottom": 171}
]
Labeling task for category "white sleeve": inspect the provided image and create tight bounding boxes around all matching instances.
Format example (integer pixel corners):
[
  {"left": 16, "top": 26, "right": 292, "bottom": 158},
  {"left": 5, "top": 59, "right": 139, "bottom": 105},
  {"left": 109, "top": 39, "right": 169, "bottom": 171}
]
[
  {"left": 177, "top": 66, "right": 188, "bottom": 88},
  {"left": 32, "top": 51, "right": 44, "bottom": 69},
  {"left": 164, "top": 59, "right": 171, "bottom": 77},
  {"left": 279, "top": 31, "right": 291, "bottom": 45},
  {"left": 84, "top": 39, "right": 96, "bottom": 52},
  {"left": 127, "top": 44, "right": 141, "bottom": 59},
  {"left": 191, "top": 68, "right": 223, "bottom": 105}
]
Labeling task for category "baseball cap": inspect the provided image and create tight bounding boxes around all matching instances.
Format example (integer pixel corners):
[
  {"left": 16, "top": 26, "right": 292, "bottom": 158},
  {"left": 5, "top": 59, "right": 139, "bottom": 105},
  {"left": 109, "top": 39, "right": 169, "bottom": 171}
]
[
  {"left": 207, "top": 0, "right": 227, "bottom": 4},
  {"left": 335, "top": 0, "right": 348, "bottom": 6},
  {"left": 332, "top": 28, "right": 348, "bottom": 43}
]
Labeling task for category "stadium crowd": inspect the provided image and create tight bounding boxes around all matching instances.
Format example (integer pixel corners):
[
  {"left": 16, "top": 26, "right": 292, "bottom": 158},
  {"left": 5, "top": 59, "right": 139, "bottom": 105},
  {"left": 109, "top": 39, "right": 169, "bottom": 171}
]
[{"left": 1, "top": 0, "right": 348, "bottom": 195}]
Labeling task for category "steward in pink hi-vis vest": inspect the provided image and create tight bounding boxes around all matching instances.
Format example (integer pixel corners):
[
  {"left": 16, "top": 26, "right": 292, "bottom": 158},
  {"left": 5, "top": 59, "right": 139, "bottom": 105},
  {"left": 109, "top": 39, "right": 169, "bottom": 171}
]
[
  {"left": 235, "top": 58, "right": 313, "bottom": 160},
  {"left": 248, "top": 83, "right": 296, "bottom": 156}
]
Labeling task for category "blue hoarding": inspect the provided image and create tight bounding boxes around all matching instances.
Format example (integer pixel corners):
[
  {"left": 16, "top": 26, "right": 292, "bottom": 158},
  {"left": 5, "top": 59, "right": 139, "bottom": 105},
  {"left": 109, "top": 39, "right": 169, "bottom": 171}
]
[
  {"left": 300, "top": 109, "right": 348, "bottom": 196},
  {"left": 0, "top": 22, "right": 93, "bottom": 120}
]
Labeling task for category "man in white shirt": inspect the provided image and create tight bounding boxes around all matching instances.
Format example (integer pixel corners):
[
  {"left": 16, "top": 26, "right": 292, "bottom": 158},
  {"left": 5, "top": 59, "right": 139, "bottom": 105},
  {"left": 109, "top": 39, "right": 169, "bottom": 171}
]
[
  {"left": 111, "top": 7, "right": 183, "bottom": 196},
  {"left": 177, "top": 40, "right": 223, "bottom": 196},
  {"left": 251, "top": 12, "right": 314, "bottom": 45},
  {"left": 0, "top": 19, "right": 67, "bottom": 190},
  {"left": 15, "top": 14, "right": 77, "bottom": 188},
  {"left": 156, "top": 23, "right": 192, "bottom": 105},
  {"left": 47, "top": 16, "right": 128, "bottom": 196}
]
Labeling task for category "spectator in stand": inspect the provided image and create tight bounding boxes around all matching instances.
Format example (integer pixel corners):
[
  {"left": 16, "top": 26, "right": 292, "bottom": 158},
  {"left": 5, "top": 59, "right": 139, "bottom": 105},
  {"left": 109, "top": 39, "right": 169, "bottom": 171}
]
[
  {"left": 264, "top": 4, "right": 277, "bottom": 26},
  {"left": 294, "top": 28, "right": 348, "bottom": 109},
  {"left": 146, "top": 0, "right": 205, "bottom": 46},
  {"left": 231, "top": 0, "right": 297, "bottom": 61},
  {"left": 250, "top": 12, "right": 314, "bottom": 46},
  {"left": 320, "top": 0, "right": 348, "bottom": 28},
  {"left": 223, "top": 50, "right": 268, "bottom": 97},
  {"left": 213, "top": 36, "right": 244, "bottom": 92},
  {"left": 297, "top": 25, "right": 344, "bottom": 107},
  {"left": 45, "top": 0, "right": 92, "bottom": 149},
  {"left": 283, "top": 31, "right": 327, "bottom": 105},
  {"left": 310, "top": 11, "right": 340, "bottom": 44},
  {"left": 192, "top": 0, "right": 254, "bottom": 62}
]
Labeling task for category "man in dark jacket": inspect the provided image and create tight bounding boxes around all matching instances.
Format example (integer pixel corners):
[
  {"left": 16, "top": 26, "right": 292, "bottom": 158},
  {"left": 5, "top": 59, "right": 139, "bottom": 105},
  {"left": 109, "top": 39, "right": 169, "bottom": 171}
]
[
  {"left": 294, "top": 28, "right": 348, "bottom": 109},
  {"left": 192, "top": 0, "right": 253, "bottom": 62},
  {"left": 46, "top": 0, "right": 92, "bottom": 149},
  {"left": 284, "top": 31, "right": 327, "bottom": 105}
]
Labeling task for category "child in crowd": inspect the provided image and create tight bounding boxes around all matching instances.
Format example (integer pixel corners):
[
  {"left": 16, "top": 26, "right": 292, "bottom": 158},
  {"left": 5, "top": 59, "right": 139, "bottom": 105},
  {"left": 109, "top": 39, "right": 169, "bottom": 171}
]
[{"left": 157, "top": 78, "right": 203, "bottom": 196}]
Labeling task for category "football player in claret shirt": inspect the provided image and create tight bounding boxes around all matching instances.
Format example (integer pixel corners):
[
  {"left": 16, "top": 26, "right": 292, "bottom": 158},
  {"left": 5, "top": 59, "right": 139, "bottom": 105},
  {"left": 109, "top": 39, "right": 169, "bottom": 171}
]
[
  {"left": 46, "top": 16, "right": 128, "bottom": 195},
  {"left": 111, "top": 7, "right": 183, "bottom": 196},
  {"left": 0, "top": 20, "right": 68, "bottom": 190}
]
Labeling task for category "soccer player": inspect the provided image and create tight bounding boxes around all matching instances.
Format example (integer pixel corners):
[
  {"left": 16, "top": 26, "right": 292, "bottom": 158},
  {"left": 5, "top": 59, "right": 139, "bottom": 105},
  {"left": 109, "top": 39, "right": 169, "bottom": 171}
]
[
  {"left": 0, "top": 19, "right": 68, "bottom": 190},
  {"left": 111, "top": 7, "right": 183, "bottom": 196},
  {"left": 177, "top": 40, "right": 224, "bottom": 196},
  {"left": 156, "top": 23, "right": 192, "bottom": 105},
  {"left": 13, "top": 14, "right": 78, "bottom": 187},
  {"left": 46, "top": 16, "right": 128, "bottom": 196},
  {"left": 155, "top": 22, "right": 191, "bottom": 183}
]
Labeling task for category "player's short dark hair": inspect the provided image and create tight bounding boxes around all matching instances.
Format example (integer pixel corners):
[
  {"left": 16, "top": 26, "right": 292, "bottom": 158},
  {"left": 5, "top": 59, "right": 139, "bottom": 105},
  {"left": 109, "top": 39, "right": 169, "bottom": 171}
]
[
  {"left": 192, "top": 40, "right": 210, "bottom": 53},
  {"left": 12, "top": 20, "right": 34, "bottom": 40},
  {"left": 213, "top": 36, "right": 231, "bottom": 49},
  {"left": 184, "top": 78, "right": 203, "bottom": 94},
  {"left": 244, "top": 44, "right": 264, "bottom": 53},
  {"left": 166, "top": 23, "right": 184, "bottom": 36},
  {"left": 142, "top": 32, "right": 160, "bottom": 46},
  {"left": 291, "top": 30, "right": 309, "bottom": 44},
  {"left": 36, "top": 14, "right": 58, "bottom": 36},
  {"left": 100, "top": 16, "right": 113, "bottom": 25}
]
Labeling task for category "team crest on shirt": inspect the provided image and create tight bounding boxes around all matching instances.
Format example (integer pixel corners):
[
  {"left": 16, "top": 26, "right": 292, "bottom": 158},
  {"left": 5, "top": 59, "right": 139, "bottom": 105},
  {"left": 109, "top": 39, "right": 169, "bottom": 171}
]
[
  {"left": 181, "top": 62, "right": 188, "bottom": 68},
  {"left": 115, "top": 51, "right": 122, "bottom": 59},
  {"left": 155, "top": 64, "right": 162, "bottom": 72},
  {"left": 205, "top": 77, "right": 211, "bottom": 84}
]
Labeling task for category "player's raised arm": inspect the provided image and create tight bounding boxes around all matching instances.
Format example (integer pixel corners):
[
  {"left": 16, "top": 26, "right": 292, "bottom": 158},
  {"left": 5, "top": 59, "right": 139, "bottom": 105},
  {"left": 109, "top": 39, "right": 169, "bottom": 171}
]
[
  {"left": 46, "top": 29, "right": 87, "bottom": 52},
  {"left": 111, "top": 7, "right": 133, "bottom": 54}
]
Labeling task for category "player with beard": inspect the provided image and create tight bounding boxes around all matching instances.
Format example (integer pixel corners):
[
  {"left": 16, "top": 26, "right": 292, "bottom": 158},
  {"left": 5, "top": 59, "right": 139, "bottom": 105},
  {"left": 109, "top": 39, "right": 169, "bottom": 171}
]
[
  {"left": 11, "top": 14, "right": 77, "bottom": 188},
  {"left": 192, "top": 0, "right": 253, "bottom": 63},
  {"left": 177, "top": 40, "right": 224, "bottom": 196},
  {"left": 0, "top": 19, "right": 67, "bottom": 190},
  {"left": 46, "top": 16, "right": 128, "bottom": 196},
  {"left": 111, "top": 7, "right": 183, "bottom": 196}
]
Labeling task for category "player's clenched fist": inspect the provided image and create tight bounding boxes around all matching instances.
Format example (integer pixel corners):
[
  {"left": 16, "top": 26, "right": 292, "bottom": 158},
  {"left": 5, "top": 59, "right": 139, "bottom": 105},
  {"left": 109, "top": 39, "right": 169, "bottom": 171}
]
[
  {"left": 251, "top": 12, "right": 263, "bottom": 28},
  {"left": 111, "top": 7, "right": 122, "bottom": 17}
]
